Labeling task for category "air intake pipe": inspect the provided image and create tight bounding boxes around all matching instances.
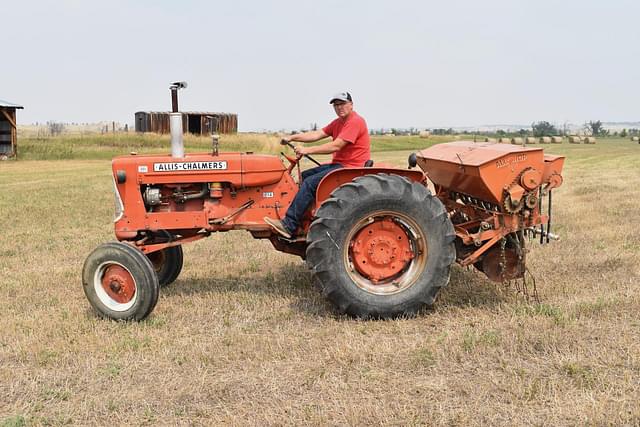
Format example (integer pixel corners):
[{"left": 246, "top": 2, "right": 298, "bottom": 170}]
[{"left": 169, "top": 81, "right": 187, "bottom": 158}]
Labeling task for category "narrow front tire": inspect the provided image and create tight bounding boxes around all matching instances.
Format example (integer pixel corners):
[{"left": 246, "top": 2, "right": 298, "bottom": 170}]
[
  {"left": 146, "top": 245, "right": 183, "bottom": 287},
  {"left": 82, "top": 242, "right": 160, "bottom": 321}
]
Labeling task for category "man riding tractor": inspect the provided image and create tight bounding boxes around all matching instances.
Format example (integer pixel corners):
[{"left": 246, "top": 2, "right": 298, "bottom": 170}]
[{"left": 265, "top": 91, "right": 370, "bottom": 238}]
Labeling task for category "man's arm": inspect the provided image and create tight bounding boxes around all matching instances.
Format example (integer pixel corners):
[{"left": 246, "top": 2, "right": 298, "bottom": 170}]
[
  {"left": 295, "top": 138, "right": 349, "bottom": 156},
  {"left": 284, "top": 129, "right": 328, "bottom": 143}
]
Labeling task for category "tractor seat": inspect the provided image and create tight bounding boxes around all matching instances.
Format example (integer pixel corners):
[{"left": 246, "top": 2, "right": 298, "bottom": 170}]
[{"left": 364, "top": 160, "right": 374, "bottom": 167}]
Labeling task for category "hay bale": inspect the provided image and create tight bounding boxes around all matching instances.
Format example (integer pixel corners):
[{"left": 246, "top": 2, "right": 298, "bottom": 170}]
[
  {"left": 551, "top": 136, "right": 563, "bottom": 144},
  {"left": 510, "top": 137, "right": 524, "bottom": 145},
  {"left": 539, "top": 137, "right": 551, "bottom": 144},
  {"left": 498, "top": 137, "right": 511, "bottom": 143},
  {"left": 525, "top": 137, "right": 537, "bottom": 144},
  {"left": 484, "top": 137, "right": 496, "bottom": 143},
  {"left": 419, "top": 131, "right": 431, "bottom": 138},
  {"left": 631, "top": 136, "right": 639, "bottom": 142},
  {"left": 583, "top": 136, "right": 596, "bottom": 144},
  {"left": 568, "top": 136, "right": 582, "bottom": 143}
]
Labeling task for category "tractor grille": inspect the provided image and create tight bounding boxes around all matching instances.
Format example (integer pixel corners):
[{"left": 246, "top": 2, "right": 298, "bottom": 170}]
[{"left": 112, "top": 177, "right": 124, "bottom": 222}]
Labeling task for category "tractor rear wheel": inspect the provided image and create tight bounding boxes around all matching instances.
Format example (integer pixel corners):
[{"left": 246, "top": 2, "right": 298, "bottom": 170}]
[
  {"left": 146, "top": 245, "right": 183, "bottom": 287},
  {"left": 82, "top": 242, "right": 160, "bottom": 321},
  {"left": 306, "top": 174, "right": 455, "bottom": 318}
]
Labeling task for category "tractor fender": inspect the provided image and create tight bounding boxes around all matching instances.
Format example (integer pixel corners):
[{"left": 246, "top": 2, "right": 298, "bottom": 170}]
[{"left": 315, "top": 167, "right": 426, "bottom": 207}]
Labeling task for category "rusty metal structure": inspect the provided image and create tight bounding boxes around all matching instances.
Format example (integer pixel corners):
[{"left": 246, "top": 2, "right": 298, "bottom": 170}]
[
  {"left": 134, "top": 111, "right": 237, "bottom": 135},
  {"left": 0, "top": 99, "right": 23, "bottom": 159}
]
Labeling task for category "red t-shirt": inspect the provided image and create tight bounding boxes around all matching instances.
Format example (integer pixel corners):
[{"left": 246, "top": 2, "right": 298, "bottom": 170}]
[{"left": 322, "top": 111, "right": 370, "bottom": 167}]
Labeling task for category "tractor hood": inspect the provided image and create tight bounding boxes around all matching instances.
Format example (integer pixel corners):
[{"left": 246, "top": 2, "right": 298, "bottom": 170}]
[{"left": 112, "top": 152, "right": 286, "bottom": 188}]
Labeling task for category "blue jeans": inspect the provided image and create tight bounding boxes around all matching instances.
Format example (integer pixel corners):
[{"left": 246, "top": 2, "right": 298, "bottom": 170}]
[{"left": 281, "top": 163, "right": 343, "bottom": 234}]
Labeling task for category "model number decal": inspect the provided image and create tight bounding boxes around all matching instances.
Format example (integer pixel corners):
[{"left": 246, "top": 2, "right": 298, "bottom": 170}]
[
  {"left": 153, "top": 161, "right": 228, "bottom": 172},
  {"left": 263, "top": 192, "right": 274, "bottom": 198}
]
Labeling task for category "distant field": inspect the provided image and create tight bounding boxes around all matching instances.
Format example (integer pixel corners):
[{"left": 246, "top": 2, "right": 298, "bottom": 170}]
[
  {"left": 12, "top": 132, "right": 457, "bottom": 160},
  {"left": 1, "top": 136, "right": 639, "bottom": 425}
]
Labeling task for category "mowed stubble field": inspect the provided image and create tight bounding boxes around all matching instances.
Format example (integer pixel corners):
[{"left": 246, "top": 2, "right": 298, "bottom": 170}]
[{"left": 1, "top": 136, "right": 639, "bottom": 426}]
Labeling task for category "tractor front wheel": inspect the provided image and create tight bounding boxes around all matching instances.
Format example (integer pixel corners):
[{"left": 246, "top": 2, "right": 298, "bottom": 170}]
[
  {"left": 82, "top": 242, "right": 160, "bottom": 321},
  {"left": 306, "top": 174, "right": 455, "bottom": 318},
  {"left": 146, "top": 245, "right": 183, "bottom": 287}
]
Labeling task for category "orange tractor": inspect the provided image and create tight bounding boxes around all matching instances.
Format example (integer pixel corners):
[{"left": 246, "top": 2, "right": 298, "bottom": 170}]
[{"left": 82, "top": 87, "right": 564, "bottom": 321}]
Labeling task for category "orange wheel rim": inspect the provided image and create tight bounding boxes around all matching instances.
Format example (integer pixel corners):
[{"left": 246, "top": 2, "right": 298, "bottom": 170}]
[
  {"left": 344, "top": 211, "right": 428, "bottom": 295},
  {"left": 351, "top": 217, "right": 414, "bottom": 281},
  {"left": 101, "top": 264, "right": 136, "bottom": 304}
]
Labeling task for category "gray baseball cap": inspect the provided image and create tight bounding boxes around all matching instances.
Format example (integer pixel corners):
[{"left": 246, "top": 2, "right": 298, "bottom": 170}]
[{"left": 329, "top": 92, "right": 353, "bottom": 104}]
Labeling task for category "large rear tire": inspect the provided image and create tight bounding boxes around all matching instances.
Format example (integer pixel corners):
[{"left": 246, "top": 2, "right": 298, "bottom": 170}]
[
  {"left": 82, "top": 242, "right": 160, "bottom": 321},
  {"left": 146, "top": 245, "right": 183, "bottom": 287},
  {"left": 306, "top": 174, "right": 455, "bottom": 318}
]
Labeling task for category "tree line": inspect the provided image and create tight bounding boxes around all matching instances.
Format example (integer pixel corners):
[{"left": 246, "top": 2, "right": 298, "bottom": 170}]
[{"left": 367, "top": 121, "right": 638, "bottom": 137}]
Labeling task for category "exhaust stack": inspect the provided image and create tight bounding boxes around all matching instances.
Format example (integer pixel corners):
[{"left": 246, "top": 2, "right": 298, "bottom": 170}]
[
  {"left": 169, "top": 81, "right": 188, "bottom": 158},
  {"left": 169, "top": 113, "right": 184, "bottom": 158}
]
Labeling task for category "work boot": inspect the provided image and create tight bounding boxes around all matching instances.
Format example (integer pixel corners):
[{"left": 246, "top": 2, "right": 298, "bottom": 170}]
[{"left": 264, "top": 217, "right": 292, "bottom": 239}]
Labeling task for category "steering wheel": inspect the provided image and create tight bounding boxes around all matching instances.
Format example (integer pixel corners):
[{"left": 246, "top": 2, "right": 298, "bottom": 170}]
[
  {"left": 280, "top": 139, "right": 321, "bottom": 166},
  {"left": 280, "top": 139, "right": 322, "bottom": 184}
]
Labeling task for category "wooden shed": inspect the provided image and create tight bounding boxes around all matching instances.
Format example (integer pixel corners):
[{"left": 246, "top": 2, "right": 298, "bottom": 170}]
[
  {"left": 134, "top": 111, "right": 237, "bottom": 135},
  {"left": 0, "top": 99, "right": 23, "bottom": 159}
]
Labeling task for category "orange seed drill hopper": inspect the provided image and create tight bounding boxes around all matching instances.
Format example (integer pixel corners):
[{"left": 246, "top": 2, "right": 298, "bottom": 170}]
[{"left": 414, "top": 141, "right": 564, "bottom": 282}]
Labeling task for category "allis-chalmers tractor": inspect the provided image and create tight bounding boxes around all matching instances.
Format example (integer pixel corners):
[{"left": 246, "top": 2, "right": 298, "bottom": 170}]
[{"left": 82, "top": 87, "right": 564, "bottom": 321}]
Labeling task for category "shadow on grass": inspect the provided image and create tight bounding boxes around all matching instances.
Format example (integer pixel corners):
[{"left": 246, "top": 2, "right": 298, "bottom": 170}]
[
  {"left": 162, "top": 261, "right": 334, "bottom": 317},
  {"left": 161, "top": 261, "right": 507, "bottom": 318},
  {"left": 436, "top": 265, "right": 513, "bottom": 310},
  {"left": 164, "top": 261, "right": 312, "bottom": 296}
]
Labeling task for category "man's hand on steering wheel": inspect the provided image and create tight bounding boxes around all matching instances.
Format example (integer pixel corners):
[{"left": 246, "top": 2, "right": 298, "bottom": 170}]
[
  {"left": 280, "top": 138, "right": 302, "bottom": 159},
  {"left": 293, "top": 144, "right": 308, "bottom": 157},
  {"left": 280, "top": 138, "right": 321, "bottom": 166}
]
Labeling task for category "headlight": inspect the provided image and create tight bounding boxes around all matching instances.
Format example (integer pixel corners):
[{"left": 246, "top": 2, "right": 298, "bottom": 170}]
[{"left": 112, "top": 176, "right": 124, "bottom": 222}]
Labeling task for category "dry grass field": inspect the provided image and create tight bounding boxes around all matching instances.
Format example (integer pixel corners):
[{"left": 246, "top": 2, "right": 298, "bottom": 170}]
[{"left": 1, "top": 136, "right": 639, "bottom": 426}]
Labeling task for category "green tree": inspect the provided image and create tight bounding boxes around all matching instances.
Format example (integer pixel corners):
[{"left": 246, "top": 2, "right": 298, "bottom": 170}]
[{"left": 531, "top": 121, "right": 558, "bottom": 137}]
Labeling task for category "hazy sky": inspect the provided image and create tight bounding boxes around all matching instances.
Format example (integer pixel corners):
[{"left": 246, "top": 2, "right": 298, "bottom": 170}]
[{"left": 3, "top": 0, "right": 639, "bottom": 131}]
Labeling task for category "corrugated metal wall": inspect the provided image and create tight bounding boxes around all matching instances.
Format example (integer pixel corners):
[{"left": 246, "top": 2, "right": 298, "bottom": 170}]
[
  {"left": 135, "top": 112, "right": 237, "bottom": 134},
  {"left": 0, "top": 108, "right": 17, "bottom": 157}
]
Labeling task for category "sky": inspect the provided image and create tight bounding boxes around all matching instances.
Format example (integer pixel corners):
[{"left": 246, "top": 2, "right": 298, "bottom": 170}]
[{"left": 2, "top": 0, "right": 640, "bottom": 131}]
